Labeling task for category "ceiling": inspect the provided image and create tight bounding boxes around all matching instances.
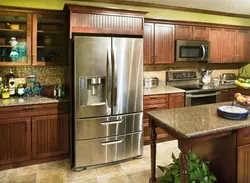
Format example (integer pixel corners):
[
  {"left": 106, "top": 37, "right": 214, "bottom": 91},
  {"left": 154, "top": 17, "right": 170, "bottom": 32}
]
[{"left": 120, "top": 0, "right": 250, "bottom": 15}]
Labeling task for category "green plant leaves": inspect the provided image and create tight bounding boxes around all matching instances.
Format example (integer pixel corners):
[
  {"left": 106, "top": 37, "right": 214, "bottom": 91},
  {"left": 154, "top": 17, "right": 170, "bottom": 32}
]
[{"left": 158, "top": 152, "right": 217, "bottom": 183}]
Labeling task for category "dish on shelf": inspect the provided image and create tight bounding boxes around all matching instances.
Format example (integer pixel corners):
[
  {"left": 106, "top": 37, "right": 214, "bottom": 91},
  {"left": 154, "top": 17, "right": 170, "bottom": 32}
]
[
  {"left": 217, "top": 105, "right": 249, "bottom": 120},
  {"left": 7, "top": 23, "right": 20, "bottom": 30}
]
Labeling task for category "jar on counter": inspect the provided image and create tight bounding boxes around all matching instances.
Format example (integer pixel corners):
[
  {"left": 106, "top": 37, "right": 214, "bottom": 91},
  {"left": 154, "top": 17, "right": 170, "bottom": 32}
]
[{"left": 2, "top": 87, "right": 10, "bottom": 99}]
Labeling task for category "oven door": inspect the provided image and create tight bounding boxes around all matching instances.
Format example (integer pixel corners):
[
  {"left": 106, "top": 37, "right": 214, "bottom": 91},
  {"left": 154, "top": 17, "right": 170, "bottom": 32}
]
[
  {"left": 176, "top": 40, "right": 210, "bottom": 62},
  {"left": 185, "top": 91, "right": 220, "bottom": 107}
]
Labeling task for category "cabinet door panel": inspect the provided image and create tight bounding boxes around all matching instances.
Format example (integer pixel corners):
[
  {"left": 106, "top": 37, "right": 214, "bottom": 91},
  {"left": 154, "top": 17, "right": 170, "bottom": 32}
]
[
  {"left": 236, "top": 30, "right": 249, "bottom": 63},
  {"left": 220, "top": 89, "right": 229, "bottom": 102},
  {"left": 0, "top": 118, "right": 31, "bottom": 165},
  {"left": 209, "top": 28, "right": 222, "bottom": 63},
  {"left": 222, "top": 29, "right": 236, "bottom": 63},
  {"left": 154, "top": 24, "right": 174, "bottom": 64},
  {"left": 193, "top": 26, "right": 209, "bottom": 40},
  {"left": 238, "top": 145, "right": 250, "bottom": 183},
  {"left": 32, "top": 114, "right": 69, "bottom": 159},
  {"left": 175, "top": 25, "right": 192, "bottom": 40},
  {"left": 169, "top": 93, "right": 184, "bottom": 109},
  {"left": 143, "top": 23, "right": 154, "bottom": 64}
]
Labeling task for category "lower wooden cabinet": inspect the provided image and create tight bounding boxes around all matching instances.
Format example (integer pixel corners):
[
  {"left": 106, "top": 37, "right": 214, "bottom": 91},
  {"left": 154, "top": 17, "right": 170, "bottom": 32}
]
[
  {"left": 32, "top": 114, "right": 69, "bottom": 159},
  {"left": 0, "top": 118, "right": 31, "bottom": 165},
  {"left": 169, "top": 93, "right": 185, "bottom": 109}
]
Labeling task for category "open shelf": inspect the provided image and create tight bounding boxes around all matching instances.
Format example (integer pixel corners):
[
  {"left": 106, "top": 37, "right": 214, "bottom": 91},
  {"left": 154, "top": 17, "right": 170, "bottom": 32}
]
[
  {"left": 0, "top": 45, "right": 12, "bottom": 48},
  {"left": 37, "top": 30, "right": 62, "bottom": 34},
  {"left": 37, "top": 45, "right": 63, "bottom": 49},
  {"left": 0, "top": 28, "right": 25, "bottom": 32}
]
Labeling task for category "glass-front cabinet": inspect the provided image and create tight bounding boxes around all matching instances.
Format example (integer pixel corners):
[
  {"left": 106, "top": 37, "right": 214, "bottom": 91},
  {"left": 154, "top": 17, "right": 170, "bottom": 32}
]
[
  {"left": 32, "top": 14, "right": 67, "bottom": 66},
  {"left": 0, "top": 12, "right": 31, "bottom": 65}
]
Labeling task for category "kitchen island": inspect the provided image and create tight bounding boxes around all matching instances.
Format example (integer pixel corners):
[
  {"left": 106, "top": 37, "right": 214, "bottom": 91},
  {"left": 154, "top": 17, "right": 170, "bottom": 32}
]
[{"left": 148, "top": 102, "right": 250, "bottom": 183}]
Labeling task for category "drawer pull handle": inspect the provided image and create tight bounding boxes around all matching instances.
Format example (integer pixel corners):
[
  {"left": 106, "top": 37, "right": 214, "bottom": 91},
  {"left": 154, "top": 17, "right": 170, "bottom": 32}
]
[
  {"left": 22, "top": 107, "right": 35, "bottom": 111},
  {"left": 101, "top": 120, "right": 123, "bottom": 125},
  {"left": 149, "top": 96, "right": 158, "bottom": 99},
  {"left": 101, "top": 139, "right": 123, "bottom": 146}
]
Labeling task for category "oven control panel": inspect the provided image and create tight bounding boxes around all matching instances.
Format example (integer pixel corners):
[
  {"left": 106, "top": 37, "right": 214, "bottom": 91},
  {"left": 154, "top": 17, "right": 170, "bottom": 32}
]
[{"left": 167, "top": 71, "right": 198, "bottom": 81}]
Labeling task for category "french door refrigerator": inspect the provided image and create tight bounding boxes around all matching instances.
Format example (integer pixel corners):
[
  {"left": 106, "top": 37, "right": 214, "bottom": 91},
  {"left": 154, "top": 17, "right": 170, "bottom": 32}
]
[{"left": 73, "top": 36, "right": 143, "bottom": 170}]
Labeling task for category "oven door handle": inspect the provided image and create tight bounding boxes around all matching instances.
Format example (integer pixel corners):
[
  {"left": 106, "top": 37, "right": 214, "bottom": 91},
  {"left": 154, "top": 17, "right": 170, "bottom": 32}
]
[
  {"left": 186, "top": 92, "right": 220, "bottom": 98},
  {"left": 201, "top": 45, "right": 206, "bottom": 60}
]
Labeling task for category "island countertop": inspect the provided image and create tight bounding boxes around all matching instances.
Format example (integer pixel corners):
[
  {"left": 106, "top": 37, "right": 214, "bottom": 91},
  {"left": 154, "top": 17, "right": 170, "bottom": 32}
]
[
  {"left": 148, "top": 102, "right": 250, "bottom": 139},
  {"left": 0, "top": 97, "right": 69, "bottom": 107}
]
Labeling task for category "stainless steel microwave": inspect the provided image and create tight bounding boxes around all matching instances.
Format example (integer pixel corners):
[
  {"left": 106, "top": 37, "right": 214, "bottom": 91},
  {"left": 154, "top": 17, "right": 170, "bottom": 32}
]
[{"left": 175, "top": 40, "right": 210, "bottom": 62}]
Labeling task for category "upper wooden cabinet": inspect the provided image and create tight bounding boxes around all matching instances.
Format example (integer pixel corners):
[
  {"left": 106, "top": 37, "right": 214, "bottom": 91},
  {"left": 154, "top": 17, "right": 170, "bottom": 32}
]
[
  {"left": 32, "top": 14, "right": 67, "bottom": 66},
  {"left": 236, "top": 30, "right": 249, "bottom": 63},
  {"left": 209, "top": 27, "right": 222, "bottom": 63},
  {"left": 0, "top": 12, "right": 32, "bottom": 66},
  {"left": 143, "top": 22, "right": 175, "bottom": 64},
  {"left": 144, "top": 23, "right": 154, "bottom": 64},
  {"left": 176, "top": 25, "right": 209, "bottom": 40},
  {"left": 66, "top": 5, "right": 147, "bottom": 37},
  {"left": 222, "top": 28, "right": 236, "bottom": 63}
]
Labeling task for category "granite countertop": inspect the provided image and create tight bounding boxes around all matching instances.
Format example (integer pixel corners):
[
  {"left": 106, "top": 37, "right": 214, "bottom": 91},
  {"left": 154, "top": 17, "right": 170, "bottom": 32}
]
[
  {"left": 148, "top": 102, "right": 250, "bottom": 139},
  {"left": 0, "top": 97, "right": 69, "bottom": 107},
  {"left": 218, "top": 84, "right": 237, "bottom": 89},
  {"left": 144, "top": 85, "right": 185, "bottom": 95}
]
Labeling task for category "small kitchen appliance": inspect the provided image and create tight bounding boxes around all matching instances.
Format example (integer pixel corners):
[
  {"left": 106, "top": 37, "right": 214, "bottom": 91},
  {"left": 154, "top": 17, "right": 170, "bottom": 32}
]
[{"left": 143, "top": 77, "right": 159, "bottom": 89}]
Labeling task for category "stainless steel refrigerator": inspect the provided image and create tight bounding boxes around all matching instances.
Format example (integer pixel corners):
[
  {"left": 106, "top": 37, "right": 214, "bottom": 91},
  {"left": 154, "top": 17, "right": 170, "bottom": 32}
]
[{"left": 73, "top": 36, "right": 143, "bottom": 171}]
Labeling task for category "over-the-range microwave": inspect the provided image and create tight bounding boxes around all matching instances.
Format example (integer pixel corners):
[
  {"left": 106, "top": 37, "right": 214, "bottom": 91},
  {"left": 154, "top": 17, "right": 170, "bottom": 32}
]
[{"left": 175, "top": 40, "right": 210, "bottom": 62}]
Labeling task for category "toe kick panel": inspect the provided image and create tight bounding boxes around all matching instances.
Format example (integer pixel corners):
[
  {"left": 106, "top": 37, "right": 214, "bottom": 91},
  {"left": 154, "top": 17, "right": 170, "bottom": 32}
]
[{"left": 75, "top": 132, "right": 143, "bottom": 168}]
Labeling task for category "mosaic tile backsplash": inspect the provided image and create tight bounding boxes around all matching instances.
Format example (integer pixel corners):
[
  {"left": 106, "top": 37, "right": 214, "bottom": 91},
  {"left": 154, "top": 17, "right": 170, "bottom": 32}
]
[{"left": 0, "top": 66, "right": 66, "bottom": 86}]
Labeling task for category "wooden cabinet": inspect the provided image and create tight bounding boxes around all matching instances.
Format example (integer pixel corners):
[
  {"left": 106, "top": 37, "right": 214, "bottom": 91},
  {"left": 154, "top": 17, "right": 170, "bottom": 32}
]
[
  {"left": 144, "top": 23, "right": 154, "bottom": 64},
  {"left": 32, "top": 114, "right": 69, "bottom": 159},
  {"left": 209, "top": 28, "right": 222, "bottom": 63},
  {"left": 143, "top": 22, "right": 175, "bottom": 64},
  {"left": 220, "top": 88, "right": 242, "bottom": 102},
  {"left": 175, "top": 25, "right": 208, "bottom": 40},
  {"left": 143, "top": 93, "right": 184, "bottom": 144},
  {"left": 169, "top": 93, "right": 185, "bottom": 109},
  {"left": 237, "top": 144, "right": 250, "bottom": 183},
  {"left": 222, "top": 29, "right": 236, "bottom": 63},
  {"left": 236, "top": 30, "right": 249, "bottom": 63},
  {"left": 0, "top": 118, "right": 31, "bottom": 165},
  {"left": 220, "top": 89, "right": 229, "bottom": 102}
]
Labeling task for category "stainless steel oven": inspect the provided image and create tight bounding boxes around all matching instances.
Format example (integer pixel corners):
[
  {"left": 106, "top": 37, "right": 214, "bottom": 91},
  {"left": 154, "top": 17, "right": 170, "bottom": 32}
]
[
  {"left": 185, "top": 90, "right": 220, "bottom": 107},
  {"left": 176, "top": 40, "right": 210, "bottom": 62}
]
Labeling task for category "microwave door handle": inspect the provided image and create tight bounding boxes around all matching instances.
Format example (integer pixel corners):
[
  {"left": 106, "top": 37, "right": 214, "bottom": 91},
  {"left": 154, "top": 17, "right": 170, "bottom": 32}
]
[
  {"left": 187, "top": 92, "right": 220, "bottom": 98},
  {"left": 201, "top": 45, "right": 205, "bottom": 60}
]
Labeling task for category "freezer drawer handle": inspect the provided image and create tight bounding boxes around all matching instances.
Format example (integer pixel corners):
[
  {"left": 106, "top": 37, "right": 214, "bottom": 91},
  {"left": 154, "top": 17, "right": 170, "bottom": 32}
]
[
  {"left": 101, "top": 120, "right": 123, "bottom": 125},
  {"left": 101, "top": 139, "right": 123, "bottom": 146}
]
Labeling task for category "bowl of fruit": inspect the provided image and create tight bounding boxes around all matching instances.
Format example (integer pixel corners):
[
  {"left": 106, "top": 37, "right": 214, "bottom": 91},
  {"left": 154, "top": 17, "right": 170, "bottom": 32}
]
[
  {"left": 235, "top": 78, "right": 250, "bottom": 89},
  {"left": 234, "top": 93, "right": 250, "bottom": 106}
]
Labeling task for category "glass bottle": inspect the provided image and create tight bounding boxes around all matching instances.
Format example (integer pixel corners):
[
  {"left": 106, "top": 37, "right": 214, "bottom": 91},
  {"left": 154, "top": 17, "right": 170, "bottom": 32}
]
[
  {"left": 8, "top": 68, "right": 15, "bottom": 96},
  {"left": 2, "top": 81, "right": 10, "bottom": 99},
  {"left": 17, "top": 81, "right": 25, "bottom": 97}
]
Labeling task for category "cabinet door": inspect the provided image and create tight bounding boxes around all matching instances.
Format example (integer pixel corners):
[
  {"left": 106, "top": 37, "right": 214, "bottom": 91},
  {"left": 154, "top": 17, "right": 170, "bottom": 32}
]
[
  {"left": 193, "top": 26, "right": 209, "bottom": 40},
  {"left": 154, "top": 24, "right": 174, "bottom": 64},
  {"left": 220, "top": 89, "right": 229, "bottom": 102},
  {"left": 222, "top": 29, "right": 236, "bottom": 63},
  {"left": 175, "top": 25, "right": 192, "bottom": 40},
  {"left": 143, "top": 23, "right": 154, "bottom": 64},
  {"left": 236, "top": 30, "right": 249, "bottom": 63},
  {"left": 0, "top": 118, "right": 31, "bottom": 165},
  {"left": 32, "top": 114, "right": 69, "bottom": 159},
  {"left": 238, "top": 144, "right": 250, "bottom": 183},
  {"left": 32, "top": 14, "right": 67, "bottom": 66},
  {"left": 0, "top": 12, "right": 32, "bottom": 66},
  {"left": 209, "top": 28, "right": 222, "bottom": 63},
  {"left": 169, "top": 93, "right": 184, "bottom": 109}
]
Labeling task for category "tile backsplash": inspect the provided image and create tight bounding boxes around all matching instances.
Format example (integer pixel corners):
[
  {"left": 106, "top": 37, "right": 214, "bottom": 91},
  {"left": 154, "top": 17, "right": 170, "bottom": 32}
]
[{"left": 0, "top": 66, "right": 66, "bottom": 86}]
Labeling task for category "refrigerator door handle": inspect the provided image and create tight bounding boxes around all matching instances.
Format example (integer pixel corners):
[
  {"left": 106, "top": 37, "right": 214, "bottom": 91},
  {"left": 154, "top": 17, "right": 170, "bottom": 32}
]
[
  {"left": 112, "top": 44, "right": 117, "bottom": 106},
  {"left": 101, "top": 120, "right": 123, "bottom": 125},
  {"left": 107, "top": 47, "right": 112, "bottom": 109},
  {"left": 101, "top": 139, "right": 123, "bottom": 146}
]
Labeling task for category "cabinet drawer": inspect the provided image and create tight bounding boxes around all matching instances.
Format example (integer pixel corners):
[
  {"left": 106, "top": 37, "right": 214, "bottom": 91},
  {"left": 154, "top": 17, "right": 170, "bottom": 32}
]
[
  {"left": 237, "top": 127, "right": 250, "bottom": 146},
  {"left": 144, "top": 103, "right": 168, "bottom": 110},
  {"left": 76, "top": 113, "right": 143, "bottom": 140},
  {"left": 144, "top": 95, "right": 168, "bottom": 105},
  {"left": 75, "top": 132, "right": 143, "bottom": 168},
  {"left": 0, "top": 102, "right": 69, "bottom": 120}
]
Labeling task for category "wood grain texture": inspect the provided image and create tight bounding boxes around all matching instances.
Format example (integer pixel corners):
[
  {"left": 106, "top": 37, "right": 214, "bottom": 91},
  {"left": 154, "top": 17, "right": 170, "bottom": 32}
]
[
  {"left": 222, "top": 28, "right": 236, "bottom": 63},
  {"left": 143, "top": 23, "right": 154, "bottom": 64},
  {"left": 154, "top": 24, "right": 174, "bottom": 64},
  {"left": 193, "top": 26, "right": 209, "bottom": 40},
  {"left": 0, "top": 118, "right": 31, "bottom": 165},
  {"left": 32, "top": 114, "right": 69, "bottom": 159},
  {"left": 238, "top": 144, "right": 250, "bottom": 183},
  {"left": 175, "top": 25, "right": 193, "bottom": 40},
  {"left": 169, "top": 93, "right": 184, "bottom": 109},
  {"left": 220, "top": 89, "right": 229, "bottom": 102},
  {"left": 236, "top": 30, "right": 249, "bottom": 63},
  {"left": 238, "top": 127, "right": 250, "bottom": 146},
  {"left": 209, "top": 27, "right": 222, "bottom": 63}
]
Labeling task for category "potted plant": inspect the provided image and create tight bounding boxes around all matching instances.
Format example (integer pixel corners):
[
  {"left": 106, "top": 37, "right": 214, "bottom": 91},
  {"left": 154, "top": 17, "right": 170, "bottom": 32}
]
[{"left": 158, "top": 152, "right": 217, "bottom": 183}]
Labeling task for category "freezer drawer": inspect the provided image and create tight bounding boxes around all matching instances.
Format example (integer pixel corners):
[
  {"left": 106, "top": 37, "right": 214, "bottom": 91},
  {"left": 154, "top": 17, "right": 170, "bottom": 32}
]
[
  {"left": 76, "top": 112, "right": 143, "bottom": 140},
  {"left": 75, "top": 132, "right": 143, "bottom": 168}
]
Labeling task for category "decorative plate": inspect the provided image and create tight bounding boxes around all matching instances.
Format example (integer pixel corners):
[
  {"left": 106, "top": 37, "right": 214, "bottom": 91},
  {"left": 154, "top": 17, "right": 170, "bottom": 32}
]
[{"left": 217, "top": 105, "right": 249, "bottom": 120}]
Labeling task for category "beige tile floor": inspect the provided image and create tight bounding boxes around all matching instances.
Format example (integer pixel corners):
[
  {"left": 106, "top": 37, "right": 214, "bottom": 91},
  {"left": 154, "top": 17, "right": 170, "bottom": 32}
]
[{"left": 0, "top": 140, "right": 180, "bottom": 183}]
